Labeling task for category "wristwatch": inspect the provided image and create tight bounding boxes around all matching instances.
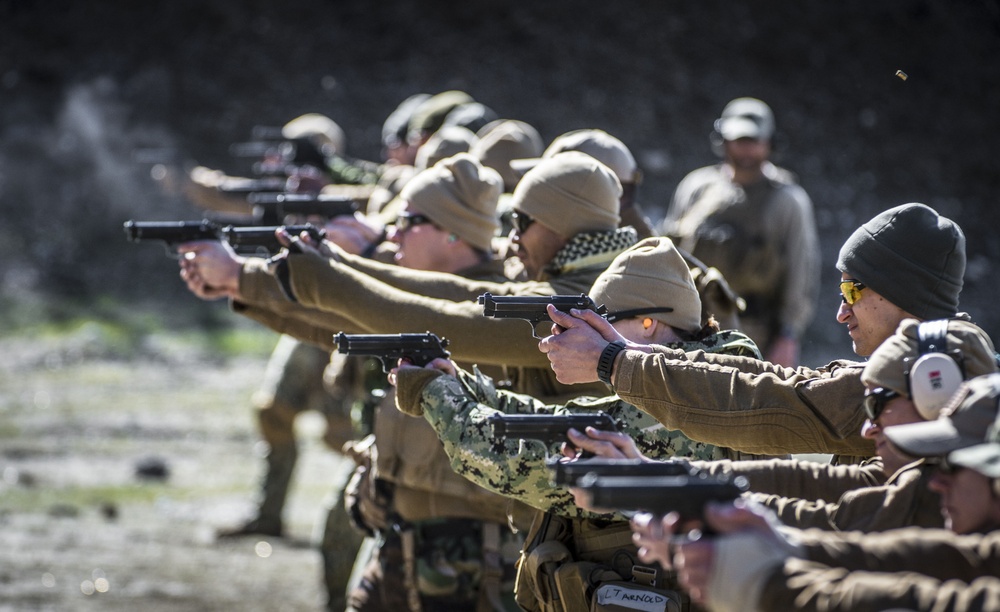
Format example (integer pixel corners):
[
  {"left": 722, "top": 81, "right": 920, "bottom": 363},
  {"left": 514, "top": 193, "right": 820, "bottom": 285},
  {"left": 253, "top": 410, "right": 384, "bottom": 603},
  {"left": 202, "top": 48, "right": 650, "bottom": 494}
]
[{"left": 597, "top": 340, "right": 626, "bottom": 385}]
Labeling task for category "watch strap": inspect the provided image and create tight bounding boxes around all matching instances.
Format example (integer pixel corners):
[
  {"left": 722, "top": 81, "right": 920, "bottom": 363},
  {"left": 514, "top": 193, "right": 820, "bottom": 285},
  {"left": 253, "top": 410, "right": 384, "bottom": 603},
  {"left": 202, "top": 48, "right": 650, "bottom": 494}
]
[{"left": 597, "top": 340, "right": 626, "bottom": 385}]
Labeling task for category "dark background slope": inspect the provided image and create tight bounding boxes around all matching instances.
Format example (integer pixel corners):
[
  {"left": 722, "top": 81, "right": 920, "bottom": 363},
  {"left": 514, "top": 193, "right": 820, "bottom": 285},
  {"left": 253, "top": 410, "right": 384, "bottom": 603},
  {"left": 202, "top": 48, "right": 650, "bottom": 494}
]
[{"left": 2, "top": 0, "right": 998, "bottom": 363}]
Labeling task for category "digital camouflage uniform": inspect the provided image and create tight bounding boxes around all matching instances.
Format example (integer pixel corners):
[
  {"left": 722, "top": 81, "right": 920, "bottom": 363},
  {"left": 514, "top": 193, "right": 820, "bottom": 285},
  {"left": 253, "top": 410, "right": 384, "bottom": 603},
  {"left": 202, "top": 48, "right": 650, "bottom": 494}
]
[
  {"left": 394, "top": 330, "right": 762, "bottom": 612},
  {"left": 224, "top": 227, "right": 752, "bottom": 610}
]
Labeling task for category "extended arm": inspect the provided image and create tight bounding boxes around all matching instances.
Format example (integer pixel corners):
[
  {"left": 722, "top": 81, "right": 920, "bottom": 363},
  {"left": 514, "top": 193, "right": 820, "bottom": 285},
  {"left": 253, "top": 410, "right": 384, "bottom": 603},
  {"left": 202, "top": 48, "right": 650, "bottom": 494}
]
[
  {"left": 393, "top": 365, "right": 728, "bottom": 519},
  {"left": 690, "top": 457, "right": 886, "bottom": 502},
  {"left": 612, "top": 348, "right": 873, "bottom": 456}
]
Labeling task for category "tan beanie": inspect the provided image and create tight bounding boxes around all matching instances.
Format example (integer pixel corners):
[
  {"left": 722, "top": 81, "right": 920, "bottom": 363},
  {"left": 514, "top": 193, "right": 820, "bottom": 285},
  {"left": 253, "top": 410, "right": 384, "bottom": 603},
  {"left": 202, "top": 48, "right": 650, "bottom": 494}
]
[
  {"left": 862, "top": 318, "right": 998, "bottom": 414},
  {"left": 470, "top": 120, "right": 544, "bottom": 192},
  {"left": 589, "top": 237, "right": 702, "bottom": 333},
  {"left": 414, "top": 126, "right": 478, "bottom": 171},
  {"left": 400, "top": 153, "right": 502, "bottom": 252},
  {"left": 511, "top": 151, "right": 621, "bottom": 239},
  {"left": 511, "top": 129, "right": 640, "bottom": 185}
]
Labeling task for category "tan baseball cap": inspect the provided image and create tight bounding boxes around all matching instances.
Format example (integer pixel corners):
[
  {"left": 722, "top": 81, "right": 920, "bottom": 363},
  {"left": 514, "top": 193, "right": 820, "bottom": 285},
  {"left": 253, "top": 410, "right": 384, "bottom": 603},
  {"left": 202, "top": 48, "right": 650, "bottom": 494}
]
[
  {"left": 861, "top": 318, "right": 998, "bottom": 419},
  {"left": 282, "top": 113, "right": 347, "bottom": 156},
  {"left": 886, "top": 373, "right": 1000, "bottom": 459},
  {"left": 714, "top": 97, "right": 775, "bottom": 141}
]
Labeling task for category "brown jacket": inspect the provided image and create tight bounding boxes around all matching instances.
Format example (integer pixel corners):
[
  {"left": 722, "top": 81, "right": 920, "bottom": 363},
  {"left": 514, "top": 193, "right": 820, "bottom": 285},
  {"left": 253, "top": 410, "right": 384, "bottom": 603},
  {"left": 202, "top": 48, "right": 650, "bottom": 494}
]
[
  {"left": 613, "top": 348, "right": 874, "bottom": 460},
  {"left": 755, "top": 527, "right": 1000, "bottom": 611},
  {"left": 235, "top": 239, "right": 631, "bottom": 400},
  {"left": 760, "top": 558, "right": 1000, "bottom": 612},
  {"left": 751, "top": 459, "right": 944, "bottom": 532},
  {"left": 691, "top": 457, "right": 885, "bottom": 502},
  {"left": 338, "top": 258, "right": 530, "bottom": 526}
]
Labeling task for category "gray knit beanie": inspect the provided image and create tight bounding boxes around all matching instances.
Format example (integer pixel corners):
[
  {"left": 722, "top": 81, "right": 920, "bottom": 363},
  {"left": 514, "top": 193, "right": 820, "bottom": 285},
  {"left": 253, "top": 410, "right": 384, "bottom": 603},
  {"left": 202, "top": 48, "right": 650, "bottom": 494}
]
[{"left": 836, "top": 203, "right": 965, "bottom": 319}]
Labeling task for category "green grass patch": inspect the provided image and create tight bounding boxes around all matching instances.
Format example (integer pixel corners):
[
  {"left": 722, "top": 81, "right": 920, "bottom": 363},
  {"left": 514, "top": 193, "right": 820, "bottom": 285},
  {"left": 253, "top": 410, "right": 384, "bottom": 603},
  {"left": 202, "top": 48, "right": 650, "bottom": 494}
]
[
  {"left": 1, "top": 295, "right": 279, "bottom": 361},
  {"left": 0, "top": 483, "right": 171, "bottom": 513},
  {"left": 0, "top": 480, "right": 255, "bottom": 515}
]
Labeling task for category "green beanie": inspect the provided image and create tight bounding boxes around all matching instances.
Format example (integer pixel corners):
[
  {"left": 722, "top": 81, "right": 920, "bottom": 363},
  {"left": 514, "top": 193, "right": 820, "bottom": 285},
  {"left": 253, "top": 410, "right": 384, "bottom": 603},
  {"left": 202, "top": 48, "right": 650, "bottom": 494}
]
[{"left": 836, "top": 203, "right": 965, "bottom": 319}]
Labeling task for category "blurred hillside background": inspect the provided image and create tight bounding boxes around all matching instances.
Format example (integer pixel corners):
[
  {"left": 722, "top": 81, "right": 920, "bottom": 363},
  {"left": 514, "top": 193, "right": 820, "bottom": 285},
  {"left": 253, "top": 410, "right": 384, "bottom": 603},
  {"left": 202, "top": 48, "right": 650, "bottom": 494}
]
[{"left": 2, "top": 0, "right": 999, "bottom": 364}]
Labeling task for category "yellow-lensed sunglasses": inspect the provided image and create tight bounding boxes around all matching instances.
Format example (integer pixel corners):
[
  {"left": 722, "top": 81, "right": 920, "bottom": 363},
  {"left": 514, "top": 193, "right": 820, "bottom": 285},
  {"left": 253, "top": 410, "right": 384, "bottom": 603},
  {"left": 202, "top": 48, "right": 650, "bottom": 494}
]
[{"left": 839, "top": 279, "right": 866, "bottom": 305}]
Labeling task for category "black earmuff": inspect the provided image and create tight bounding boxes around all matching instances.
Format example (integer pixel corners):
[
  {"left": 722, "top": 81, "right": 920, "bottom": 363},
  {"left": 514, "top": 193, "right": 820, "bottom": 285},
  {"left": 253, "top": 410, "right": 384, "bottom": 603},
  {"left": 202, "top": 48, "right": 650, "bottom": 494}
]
[{"left": 908, "top": 319, "right": 965, "bottom": 420}]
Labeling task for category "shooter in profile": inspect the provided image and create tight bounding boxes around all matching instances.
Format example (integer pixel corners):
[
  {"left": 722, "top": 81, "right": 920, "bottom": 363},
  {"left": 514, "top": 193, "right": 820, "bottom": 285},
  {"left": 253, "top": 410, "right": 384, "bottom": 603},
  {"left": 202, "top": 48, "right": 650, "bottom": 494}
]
[{"left": 390, "top": 237, "right": 764, "bottom": 611}]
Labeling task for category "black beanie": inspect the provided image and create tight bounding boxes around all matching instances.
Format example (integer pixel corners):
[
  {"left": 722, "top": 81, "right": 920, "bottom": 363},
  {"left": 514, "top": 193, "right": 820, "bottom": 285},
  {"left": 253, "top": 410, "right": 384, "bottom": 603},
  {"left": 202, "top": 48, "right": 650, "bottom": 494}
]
[{"left": 837, "top": 203, "right": 965, "bottom": 319}]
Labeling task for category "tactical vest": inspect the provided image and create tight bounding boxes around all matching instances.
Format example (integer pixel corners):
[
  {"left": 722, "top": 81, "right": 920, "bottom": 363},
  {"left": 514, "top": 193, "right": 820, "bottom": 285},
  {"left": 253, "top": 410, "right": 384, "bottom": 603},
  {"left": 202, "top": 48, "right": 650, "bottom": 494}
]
[
  {"left": 360, "top": 391, "right": 529, "bottom": 612},
  {"left": 515, "top": 510, "right": 690, "bottom": 612}
]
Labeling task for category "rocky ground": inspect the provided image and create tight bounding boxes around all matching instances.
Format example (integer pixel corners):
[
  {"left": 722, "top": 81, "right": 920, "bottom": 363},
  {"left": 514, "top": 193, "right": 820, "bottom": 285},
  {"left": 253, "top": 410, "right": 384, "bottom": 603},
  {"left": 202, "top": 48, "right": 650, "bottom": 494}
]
[{"left": 0, "top": 331, "right": 353, "bottom": 611}]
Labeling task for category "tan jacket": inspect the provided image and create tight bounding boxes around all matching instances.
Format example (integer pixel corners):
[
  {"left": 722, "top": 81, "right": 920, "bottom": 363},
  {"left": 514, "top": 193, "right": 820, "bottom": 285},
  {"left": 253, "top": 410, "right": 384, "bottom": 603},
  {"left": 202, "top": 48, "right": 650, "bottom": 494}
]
[
  {"left": 235, "top": 246, "right": 622, "bottom": 400},
  {"left": 765, "top": 560, "right": 1000, "bottom": 611},
  {"left": 339, "top": 259, "right": 530, "bottom": 526},
  {"left": 613, "top": 348, "right": 874, "bottom": 460}
]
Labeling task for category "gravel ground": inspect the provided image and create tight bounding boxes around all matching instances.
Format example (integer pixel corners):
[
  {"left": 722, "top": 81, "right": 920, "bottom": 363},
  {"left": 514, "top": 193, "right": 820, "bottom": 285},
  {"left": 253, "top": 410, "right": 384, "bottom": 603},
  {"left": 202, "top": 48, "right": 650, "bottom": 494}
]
[{"left": 0, "top": 336, "right": 353, "bottom": 611}]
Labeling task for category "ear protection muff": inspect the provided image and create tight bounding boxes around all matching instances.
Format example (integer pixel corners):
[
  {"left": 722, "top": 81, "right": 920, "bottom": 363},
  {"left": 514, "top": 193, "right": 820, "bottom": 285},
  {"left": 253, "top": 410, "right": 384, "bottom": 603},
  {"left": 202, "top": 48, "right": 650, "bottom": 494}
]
[
  {"left": 709, "top": 126, "right": 725, "bottom": 158},
  {"left": 709, "top": 116, "right": 780, "bottom": 158},
  {"left": 908, "top": 319, "right": 965, "bottom": 420}
]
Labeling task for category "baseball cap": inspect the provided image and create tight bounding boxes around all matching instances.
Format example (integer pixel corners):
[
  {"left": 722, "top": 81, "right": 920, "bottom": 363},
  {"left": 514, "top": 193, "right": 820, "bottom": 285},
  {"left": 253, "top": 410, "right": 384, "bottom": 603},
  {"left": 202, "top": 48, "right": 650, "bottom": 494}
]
[
  {"left": 885, "top": 373, "right": 1000, "bottom": 458},
  {"left": 861, "top": 318, "right": 998, "bottom": 419},
  {"left": 282, "top": 113, "right": 346, "bottom": 156},
  {"left": 714, "top": 98, "right": 775, "bottom": 141}
]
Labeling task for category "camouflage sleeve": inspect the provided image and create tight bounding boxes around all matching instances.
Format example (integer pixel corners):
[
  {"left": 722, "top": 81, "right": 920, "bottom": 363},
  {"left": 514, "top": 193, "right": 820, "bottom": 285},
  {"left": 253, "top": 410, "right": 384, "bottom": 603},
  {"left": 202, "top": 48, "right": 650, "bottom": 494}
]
[{"left": 416, "top": 367, "right": 730, "bottom": 520}]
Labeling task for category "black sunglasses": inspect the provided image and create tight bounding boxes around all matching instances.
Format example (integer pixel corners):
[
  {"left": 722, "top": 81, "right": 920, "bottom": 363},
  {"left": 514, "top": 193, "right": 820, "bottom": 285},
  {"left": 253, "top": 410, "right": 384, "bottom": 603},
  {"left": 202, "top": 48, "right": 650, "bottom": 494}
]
[
  {"left": 511, "top": 211, "right": 535, "bottom": 235},
  {"left": 395, "top": 213, "right": 434, "bottom": 233},
  {"left": 863, "top": 386, "right": 900, "bottom": 421}
]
